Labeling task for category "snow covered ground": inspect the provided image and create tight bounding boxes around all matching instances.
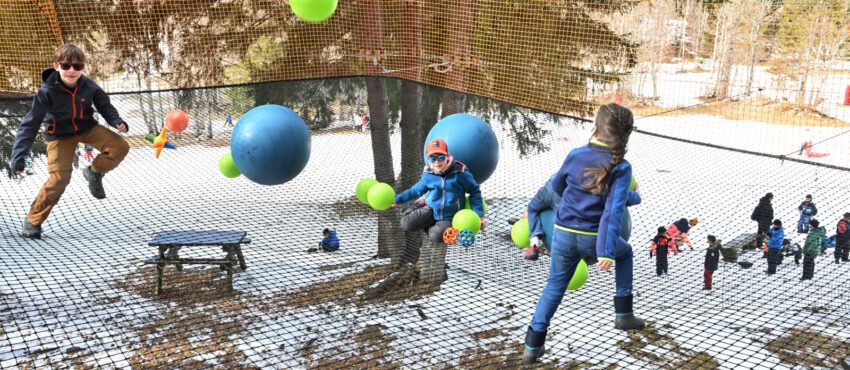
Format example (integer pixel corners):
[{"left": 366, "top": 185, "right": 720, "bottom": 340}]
[{"left": 1, "top": 109, "right": 849, "bottom": 368}]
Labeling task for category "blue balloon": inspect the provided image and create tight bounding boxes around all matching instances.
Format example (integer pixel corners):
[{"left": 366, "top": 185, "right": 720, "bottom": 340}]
[
  {"left": 230, "top": 105, "right": 311, "bottom": 185},
  {"left": 424, "top": 113, "right": 499, "bottom": 184},
  {"left": 539, "top": 207, "right": 632, "bottom": 250}
]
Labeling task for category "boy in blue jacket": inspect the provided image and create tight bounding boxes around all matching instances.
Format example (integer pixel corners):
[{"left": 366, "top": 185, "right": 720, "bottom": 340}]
[
  {"left": 394, "top": 138, "right": 485, "bottom": 243},
  {"left": 766, "top": 219, "right": 785, "bottom": 274},
  {"left": 317, "top": 229, "right": 340, "bottom": 252},
  {"left": 10, "top": 44, "right": 129, "bottom": 239}
]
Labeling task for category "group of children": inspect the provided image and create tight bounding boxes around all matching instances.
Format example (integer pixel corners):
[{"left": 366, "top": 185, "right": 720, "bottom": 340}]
[{"left": 10, "top": 43, "right": 845, "bottom": 365}]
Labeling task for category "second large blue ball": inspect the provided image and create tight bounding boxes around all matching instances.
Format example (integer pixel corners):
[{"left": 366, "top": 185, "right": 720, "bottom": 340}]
[
  {"left": 230, "top": 105, "right": 311, "bottom": 185},
  {"left": 424, "top": 113, "right": 499, "bottom": 184}
]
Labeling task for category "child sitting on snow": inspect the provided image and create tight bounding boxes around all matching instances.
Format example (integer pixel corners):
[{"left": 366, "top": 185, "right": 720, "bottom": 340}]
[{"left": 309, "top": 228, "right": 340, "bottom": 252}]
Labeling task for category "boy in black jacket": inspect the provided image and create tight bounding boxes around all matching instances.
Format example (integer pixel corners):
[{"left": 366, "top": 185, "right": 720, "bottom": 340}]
[
  {"left": 704, "top": 235, "right": 721, "bottom": 290},
  {"left": 650, "top": 226, "right": 672, "bottom": 277},
  {"left": 10, "top": 44, "right": 129, "bottom": 238}
]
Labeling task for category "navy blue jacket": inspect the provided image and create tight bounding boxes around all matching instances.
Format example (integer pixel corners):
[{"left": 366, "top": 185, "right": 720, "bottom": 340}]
[
  {"left": 395, "top": 159, "right": 484, "bottom": 220},
  {"left": 673, "top": 218, "right": 692, "bottom": 234},
  {"left": 10, "top": 68, "right": 125, "bottom": 172},
  {"left": 798, "top": 201, "right": 817, "bottom": 217},
  {"left": 837, "top": 219, "right": 850, "bottom": 246},
  {"left": 321, "top": 230, "right": 340, "bottom": 248},
  {"left": 552, "top": 142, "right": 638, "bottom": 261}
]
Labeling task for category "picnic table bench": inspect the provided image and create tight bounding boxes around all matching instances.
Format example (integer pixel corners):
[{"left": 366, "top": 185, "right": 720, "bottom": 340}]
[
  {"left": 721, "top": 233, "right": 761, "bottom": 263},
  {"left": 144, "top": 230, "right": 250, "bottom": 295}
]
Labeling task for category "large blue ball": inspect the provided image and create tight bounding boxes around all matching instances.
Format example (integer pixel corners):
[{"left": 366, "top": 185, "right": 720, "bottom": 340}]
[
  {"left": 230, "top": 105, "right": 311, "bottom": 185},
  {"left": 539, "top": 207, "right": 632, "bottom": 250},
  {"left": 424, "top": 113, "right": 499, "bottom": 184}
]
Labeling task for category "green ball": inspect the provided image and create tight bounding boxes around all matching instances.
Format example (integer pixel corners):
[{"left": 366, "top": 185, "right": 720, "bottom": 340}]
[
  {"left": 567, "top": 259, "right": 588, "bottom": 290},
  {"left": 630, "top": 175, "right": 636, "bottom": 191},
  {"left": 290, "top": 0, "right": 338, "bottom": 23},
  {"left": 219, "top": 153, "right": 241, "bottom": 178},
  {"left": 367, "top": 182, "right": 395, "bottom": 211},
  {"left": 452, "top": 209, "right": 481, "bottom": 234},
  {"left": 511, "top": 218, "right": 530, "bottom": 247},
  {"left": 356, "top": 178, "right": 378, "bottom": 204},
  {"left": 464, "top": 197, "right": 487, "bottom": 215}
]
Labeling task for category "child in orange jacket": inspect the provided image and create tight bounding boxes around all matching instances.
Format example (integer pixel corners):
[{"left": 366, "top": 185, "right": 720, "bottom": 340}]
[{"left": 667, "top": 218, "right": 698, "bottom": 253}]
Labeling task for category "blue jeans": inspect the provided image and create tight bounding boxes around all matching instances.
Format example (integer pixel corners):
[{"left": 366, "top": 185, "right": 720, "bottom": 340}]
[
  {"left": 526, "top": 186, "right": 561, "bottom": 240},
  {"left": 529, "top": 228, "right": 634, "bottom": 333}
]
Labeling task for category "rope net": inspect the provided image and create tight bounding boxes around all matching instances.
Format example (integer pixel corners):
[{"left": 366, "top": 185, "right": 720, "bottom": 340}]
[{"left": 1, "top": 0, "right": 849, "bottom": 368}]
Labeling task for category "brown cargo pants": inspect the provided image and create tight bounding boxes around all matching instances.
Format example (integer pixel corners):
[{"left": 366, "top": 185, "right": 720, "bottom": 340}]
[{"left": 27, "top": 125, "right": 129, "bottom": 225}]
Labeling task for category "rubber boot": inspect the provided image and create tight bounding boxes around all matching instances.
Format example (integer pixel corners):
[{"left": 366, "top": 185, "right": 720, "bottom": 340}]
[
  {"left": 523, "top": 326, "right": 547, "bottom": 363},
  {"left": 614, "top": 295, "right": 646, "bottom": 330}
]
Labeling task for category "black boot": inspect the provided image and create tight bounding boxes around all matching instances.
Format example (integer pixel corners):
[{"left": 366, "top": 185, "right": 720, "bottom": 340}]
[
  {"left": 83, "top": 165, "right": 106, "bottom": 199},
  {"left": 523, "top": 326, "right": 547, "bottom": 363},
  {"left": 21, "top": 218, "right": 42, "bottom": 239},
  {"left": 614, "top": 295, "right": 646, "bottom": 330}
]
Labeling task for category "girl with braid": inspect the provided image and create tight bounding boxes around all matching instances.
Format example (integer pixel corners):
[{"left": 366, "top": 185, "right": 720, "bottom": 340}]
[{"left": 523, "top": 103, "right": 644, "bottom": 364}]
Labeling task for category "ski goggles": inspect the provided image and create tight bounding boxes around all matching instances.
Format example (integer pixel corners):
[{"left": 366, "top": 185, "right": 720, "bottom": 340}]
[{"left": 427, "top": 154, "right": 447, "bottom": 163}]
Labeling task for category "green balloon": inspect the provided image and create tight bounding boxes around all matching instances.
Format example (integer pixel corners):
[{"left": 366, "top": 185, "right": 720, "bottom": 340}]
[
  {"left": 219, "top": 153, "right": 241, "bottom": 178},
  {"left": 367, "top": 182, "right": 395, "bottom": 211},
  {"left": 452, "top": 209, "right": 481, "bottom": 234},
  {"left": 356, "top": 178, "right": 378, "bottom": 204},
  {"left": 630, "top": 175, "right": 636, "bottom": 191},
  {"left": 511, "top": 218, "right": 530, "bottom": 247},
  {"left": 567, "top": 259, "right": 588, "bottom": 290},
  {"left": 290, "top": 0, "right": 338, "bottom": 23},
  {"left": 464, "top": 197, "right": 487, "bottom": 215}
]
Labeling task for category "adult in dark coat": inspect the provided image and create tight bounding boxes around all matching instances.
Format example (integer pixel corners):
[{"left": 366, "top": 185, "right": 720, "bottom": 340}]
[{"left": 751, "top": 193, "right": 774, "bottom": 249}]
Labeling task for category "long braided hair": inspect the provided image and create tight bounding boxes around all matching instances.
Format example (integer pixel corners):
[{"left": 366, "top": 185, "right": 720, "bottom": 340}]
[{"left": 581, "top": 103, "right": 634, "bottom": 195}]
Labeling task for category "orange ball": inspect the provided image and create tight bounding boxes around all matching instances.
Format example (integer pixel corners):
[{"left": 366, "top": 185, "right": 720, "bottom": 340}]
[
  {"left": 165, "top": 109, "right": 189, "bottom": 132},
  {"left": 442, "top": 227, "right": 460, "bottom": 245}
]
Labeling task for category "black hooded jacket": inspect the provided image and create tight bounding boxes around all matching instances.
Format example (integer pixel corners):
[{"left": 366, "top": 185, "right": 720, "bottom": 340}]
[
  {"left": 751, "top": 196, "right": 774, "bottom": 231},
  {"left": 10, "top": 68, "right": 125, "bottom": 172}
]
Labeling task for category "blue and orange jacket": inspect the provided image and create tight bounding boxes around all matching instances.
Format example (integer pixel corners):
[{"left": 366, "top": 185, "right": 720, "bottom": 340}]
[
  {"left": 10, "top": 68, "right": 125, "bottom": 172},
  {"left": 552, "top": 141, "right": 639, "bottom": 262},
  {"left": 395, "top": 158, "right": 484, "bottom": 221}
]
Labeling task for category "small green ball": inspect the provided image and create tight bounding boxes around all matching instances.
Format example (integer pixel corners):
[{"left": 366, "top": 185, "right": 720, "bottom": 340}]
[
  {"left": 290, "top": 0, "right": 338, "bottom": 23},
  {"left": 464, "top": 197, "right": 487, "bottom": 215},
  {"left": 356, "top": 178, "right": 379, "bottom": 204},
  {"left": 511, "top": 218, "right": 530, "bottom": 247},
  {"left": 367, "top": 182, "right": 395, "bottom": 211},
  {"left": 452, "top": 209, "right": 481, "bottom": 234},
  {"left": 567, "top": 259, "right": 588, "bottom": 290},
  {"left": 219, "top": 153, "right": 241, "bottom": 178}
]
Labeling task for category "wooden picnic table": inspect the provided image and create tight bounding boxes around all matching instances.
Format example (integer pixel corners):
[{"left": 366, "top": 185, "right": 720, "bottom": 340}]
[{"left": 144, "top": 230, "right": 250, "bottom": 295}]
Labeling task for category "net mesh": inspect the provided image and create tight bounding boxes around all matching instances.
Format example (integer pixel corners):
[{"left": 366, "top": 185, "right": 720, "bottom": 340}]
[{"left": 1, "top": 0, "right": 850, "bottom": 368}]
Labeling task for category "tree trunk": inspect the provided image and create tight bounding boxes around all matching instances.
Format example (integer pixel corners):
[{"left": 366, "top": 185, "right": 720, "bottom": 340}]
[
  {"left": 420, "top": 85, "right": 443, "bottom": 141},
  {"left": 439, "top": 0, "right": 473, "bottom": 118},
  {"left": 416, "top": 239, "right": 448, "bottom": 285},
  {"left": 745, "top": 23, "right": 762, "bottom": 95},
  {"left": 441, "top": 91, "right": 466, "bottom": 117},
  {"left": 360, "top": 0, "right": 399, "bottom": 259},
  {"left": 394, "top": 0, "right": 426, "bottom": 268}
]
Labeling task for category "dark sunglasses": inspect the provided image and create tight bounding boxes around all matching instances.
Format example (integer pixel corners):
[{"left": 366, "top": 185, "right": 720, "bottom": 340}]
[
  {"left": 59, "top": 62, "right": 85, "bottom": 71},
  {"left": 427, "top": 154, "right": 447, "bottom": 163}
]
